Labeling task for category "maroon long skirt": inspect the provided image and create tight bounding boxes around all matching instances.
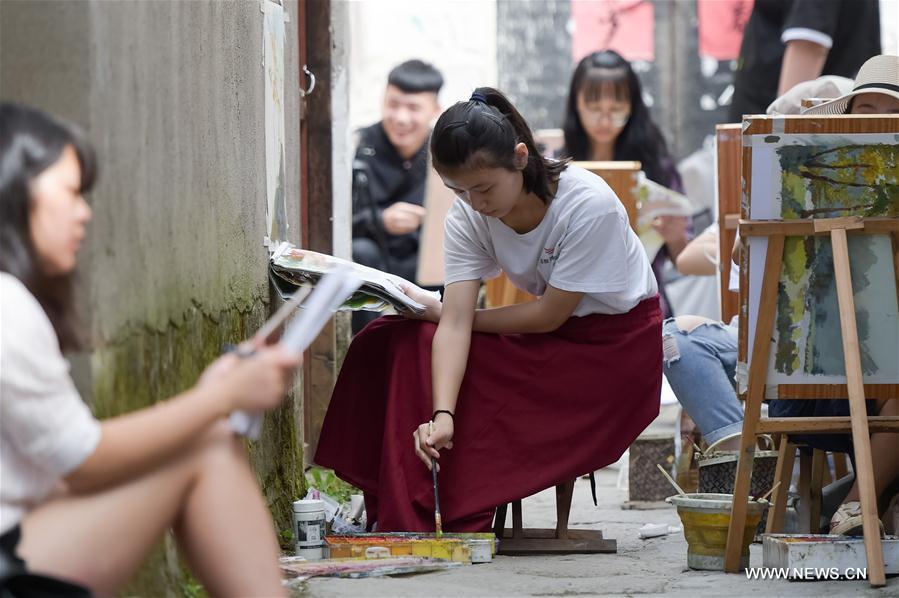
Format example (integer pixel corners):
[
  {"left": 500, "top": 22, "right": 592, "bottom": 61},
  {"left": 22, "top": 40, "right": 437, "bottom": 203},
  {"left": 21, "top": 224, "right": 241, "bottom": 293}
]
[{"left": 315, "top": 296, "right": 662, "bottom": 532}]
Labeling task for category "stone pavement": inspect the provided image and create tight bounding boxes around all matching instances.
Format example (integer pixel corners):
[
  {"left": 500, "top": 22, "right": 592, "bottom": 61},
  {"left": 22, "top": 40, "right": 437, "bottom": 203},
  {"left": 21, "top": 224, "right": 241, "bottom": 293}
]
[{"left": 291, "top": 469, "right": 898, "bottom": 597}]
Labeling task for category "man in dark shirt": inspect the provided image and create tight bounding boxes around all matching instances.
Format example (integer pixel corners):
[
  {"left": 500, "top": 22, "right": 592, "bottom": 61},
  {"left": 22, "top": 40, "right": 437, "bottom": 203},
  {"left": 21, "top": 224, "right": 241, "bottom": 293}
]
[
  {"left": 728, "top": 0, "right": 880, "bottom": 121},
  {"left": 352, "top": 59, "right": 443, "bottom": 332}
]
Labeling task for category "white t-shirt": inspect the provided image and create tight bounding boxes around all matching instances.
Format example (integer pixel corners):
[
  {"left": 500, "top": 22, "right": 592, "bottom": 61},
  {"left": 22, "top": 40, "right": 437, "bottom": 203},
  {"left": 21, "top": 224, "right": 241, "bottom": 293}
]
[
  {"left": 443, "top": 165, "right": 657, "bottom": 315},
  {"left": 0, "top": 273, "right": 101, "bottom": 534}
]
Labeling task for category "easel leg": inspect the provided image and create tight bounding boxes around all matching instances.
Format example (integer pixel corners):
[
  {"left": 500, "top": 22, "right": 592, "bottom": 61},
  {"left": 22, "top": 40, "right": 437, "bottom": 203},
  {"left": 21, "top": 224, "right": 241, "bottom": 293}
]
[
  {"left": 832, "top": 227, "right": 885, "bottom": 587},
  {"left": 810, "top": 449, "right": 825, "bottom": 533},
  {"left": 798, "top": 450, "right": 813, "bottom": 532},
  {"left": 766, "top": 436, "right": 794, "bottom": 534},
  {"left": 725, "top": 234, "right": 785, "bottom": 572}
]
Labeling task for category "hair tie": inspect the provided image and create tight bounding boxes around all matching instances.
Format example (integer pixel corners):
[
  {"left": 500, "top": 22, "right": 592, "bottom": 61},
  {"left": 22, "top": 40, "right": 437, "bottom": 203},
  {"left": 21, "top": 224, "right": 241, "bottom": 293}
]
[{"left": 470, "top": 91, "right": 487, "bottom": 104}]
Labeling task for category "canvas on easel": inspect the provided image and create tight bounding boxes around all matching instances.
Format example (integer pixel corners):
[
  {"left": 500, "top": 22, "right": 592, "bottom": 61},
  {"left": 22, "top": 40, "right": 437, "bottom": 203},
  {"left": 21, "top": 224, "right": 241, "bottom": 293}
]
[
  {"left": 737, "top": 115, "right": 899, "bottom": 397},
  {"left": 726, "top": 114, "right": 899, "bottom": 586}
]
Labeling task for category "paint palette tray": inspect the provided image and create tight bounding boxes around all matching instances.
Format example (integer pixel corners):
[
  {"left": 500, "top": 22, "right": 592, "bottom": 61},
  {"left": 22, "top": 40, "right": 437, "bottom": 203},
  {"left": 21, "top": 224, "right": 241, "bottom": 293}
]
[
  {"left": 763, "top": 534, "right": 899, "bottom": 577},
  {"left": 325, "top": 533, "right": 490, "bottom": 563}
]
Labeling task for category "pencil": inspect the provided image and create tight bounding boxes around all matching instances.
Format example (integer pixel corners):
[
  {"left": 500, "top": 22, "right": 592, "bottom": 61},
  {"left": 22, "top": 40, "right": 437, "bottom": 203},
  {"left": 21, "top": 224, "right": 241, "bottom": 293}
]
[{"left": 429, "top": 421, "right": 443, "bottom": 538}]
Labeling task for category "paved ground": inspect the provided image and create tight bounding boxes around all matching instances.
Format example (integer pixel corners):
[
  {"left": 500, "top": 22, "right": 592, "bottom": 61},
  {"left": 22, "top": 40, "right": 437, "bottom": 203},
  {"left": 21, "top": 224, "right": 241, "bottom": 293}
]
[{"left": 290, "top": 469, "right": 898, "bottom": 597}]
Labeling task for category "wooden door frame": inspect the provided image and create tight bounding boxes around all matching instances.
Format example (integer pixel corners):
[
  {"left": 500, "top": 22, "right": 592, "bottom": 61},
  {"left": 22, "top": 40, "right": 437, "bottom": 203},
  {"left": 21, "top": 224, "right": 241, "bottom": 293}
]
[{"left": 298, "top": 0, "right": 337, "bottom": 463}]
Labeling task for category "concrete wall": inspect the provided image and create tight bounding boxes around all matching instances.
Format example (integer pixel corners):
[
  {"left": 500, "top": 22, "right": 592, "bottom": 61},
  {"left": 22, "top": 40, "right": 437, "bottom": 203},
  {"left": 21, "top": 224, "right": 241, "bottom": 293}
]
[
  {"left": 1, "top": 1, "right": 303, "bottom": 594},
  {"left": 496, "top": 0, "right": 572, "bottom": 135}
]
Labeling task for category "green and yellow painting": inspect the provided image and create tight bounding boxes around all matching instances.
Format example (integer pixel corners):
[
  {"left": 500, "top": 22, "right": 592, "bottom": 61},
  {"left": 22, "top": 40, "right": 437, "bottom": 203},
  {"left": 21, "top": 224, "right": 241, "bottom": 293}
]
[{"left": 749, "top": 134, "right": 899, "bottom": 386}]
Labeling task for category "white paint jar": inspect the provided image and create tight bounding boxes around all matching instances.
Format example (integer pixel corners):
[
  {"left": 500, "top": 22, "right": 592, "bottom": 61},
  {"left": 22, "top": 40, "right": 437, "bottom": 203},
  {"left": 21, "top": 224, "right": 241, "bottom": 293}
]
[
  {"left": 469, "top": 539, "right": 493, "bottom": 563},
  {"left": 292, "top": 499, "right": 326, "bottom": 560}
]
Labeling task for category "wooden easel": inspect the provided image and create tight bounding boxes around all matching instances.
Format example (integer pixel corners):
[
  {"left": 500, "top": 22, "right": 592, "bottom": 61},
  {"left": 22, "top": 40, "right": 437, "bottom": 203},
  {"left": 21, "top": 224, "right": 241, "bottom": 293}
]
[
  {"left": 723, "top": 115, "right": 899, "bottom": 587},
  {"left": 724, "top": 217, "right": 899, "bottom": 584},
  {"left": 717, "top": 124, "right": 849, "bottom": 531},
  {"left": 571, "top": 161, "right": 641, "bottom": 228}
]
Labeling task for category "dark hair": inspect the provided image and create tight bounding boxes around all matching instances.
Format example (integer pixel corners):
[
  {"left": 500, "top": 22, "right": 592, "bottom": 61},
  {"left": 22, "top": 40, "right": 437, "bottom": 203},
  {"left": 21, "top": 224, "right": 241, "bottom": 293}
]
[
  {"left": 0, "top": 103, "right": 97, "bottom": 352},
  {"left": 387, "top": 59, "right": 444, "bottom": 94},
  {"left": 430, "top": 87, "right": 568, "bottom": 204},
  {"left": 562, "top": 50, "right": 680, "bottom": 189}
]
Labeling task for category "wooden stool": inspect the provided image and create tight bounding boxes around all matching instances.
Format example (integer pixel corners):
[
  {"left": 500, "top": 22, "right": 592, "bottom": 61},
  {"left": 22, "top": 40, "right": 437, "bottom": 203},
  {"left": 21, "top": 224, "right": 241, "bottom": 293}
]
[{"left": 493, "top": 480, "right": 617, "bottom": 555}]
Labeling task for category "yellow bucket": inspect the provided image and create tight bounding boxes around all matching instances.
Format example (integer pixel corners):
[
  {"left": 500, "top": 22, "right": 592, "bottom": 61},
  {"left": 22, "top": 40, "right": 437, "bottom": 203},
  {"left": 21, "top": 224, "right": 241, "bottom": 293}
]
[{"left": 666, "top": 493, "right": 767, "bottom": 570}]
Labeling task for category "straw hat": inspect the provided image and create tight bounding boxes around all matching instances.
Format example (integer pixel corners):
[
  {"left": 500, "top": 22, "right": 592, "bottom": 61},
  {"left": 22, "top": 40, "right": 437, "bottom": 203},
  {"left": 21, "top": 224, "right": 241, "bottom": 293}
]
[{"left": 802, "top": 54, "right": 899, "bottom": 115}]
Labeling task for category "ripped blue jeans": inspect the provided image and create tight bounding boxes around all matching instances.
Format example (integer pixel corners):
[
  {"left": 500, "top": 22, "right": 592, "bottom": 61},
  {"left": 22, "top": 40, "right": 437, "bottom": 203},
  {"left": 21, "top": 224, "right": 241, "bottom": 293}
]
[{"left": 662, "top": 317, "right": 744, "bottom": 445}]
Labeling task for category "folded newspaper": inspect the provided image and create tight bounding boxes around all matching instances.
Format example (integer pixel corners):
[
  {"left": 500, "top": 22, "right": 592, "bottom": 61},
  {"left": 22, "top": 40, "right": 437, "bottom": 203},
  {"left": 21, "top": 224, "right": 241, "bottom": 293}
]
[{"left": 269, "top": 242, "right": 439, "bottom": 315}]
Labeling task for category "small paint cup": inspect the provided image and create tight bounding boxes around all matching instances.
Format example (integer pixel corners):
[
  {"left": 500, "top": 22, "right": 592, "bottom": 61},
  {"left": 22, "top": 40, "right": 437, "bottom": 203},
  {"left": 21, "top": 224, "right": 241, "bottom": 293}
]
[
  {"left": 293, "top": 499, "right": 326, "bottom": 560},
  {"left": 469, "top": 538, "right": 493, "bottom": 563}
]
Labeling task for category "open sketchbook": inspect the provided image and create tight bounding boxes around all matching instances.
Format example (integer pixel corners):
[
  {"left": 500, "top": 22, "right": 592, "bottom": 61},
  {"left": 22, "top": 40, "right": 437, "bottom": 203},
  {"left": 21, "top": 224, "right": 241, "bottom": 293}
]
[{"left": 269, "top": 242, "right": 439, "bottom": 315}]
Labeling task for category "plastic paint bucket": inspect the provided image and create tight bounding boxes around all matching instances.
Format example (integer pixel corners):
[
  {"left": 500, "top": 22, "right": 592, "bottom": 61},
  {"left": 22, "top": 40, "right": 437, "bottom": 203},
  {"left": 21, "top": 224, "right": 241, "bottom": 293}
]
[
  {"left": 293, "top": 499, "right": 326, "bottom": 560},
  {"left": 666, "top": 493, "right": 767, "bottom": 571}
]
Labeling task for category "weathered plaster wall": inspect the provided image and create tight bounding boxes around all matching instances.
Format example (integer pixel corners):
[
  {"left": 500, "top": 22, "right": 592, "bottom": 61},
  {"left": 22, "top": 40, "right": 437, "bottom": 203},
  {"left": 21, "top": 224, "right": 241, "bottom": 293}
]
[
  {"left": 1, "top": 1, "right": 303, "bottom": 594},
  {"left": 347, "top": 0, "right": 497, "bottom": 133},
  {"left": 496, "top": 0, "right": 572, "bottom": 134}
]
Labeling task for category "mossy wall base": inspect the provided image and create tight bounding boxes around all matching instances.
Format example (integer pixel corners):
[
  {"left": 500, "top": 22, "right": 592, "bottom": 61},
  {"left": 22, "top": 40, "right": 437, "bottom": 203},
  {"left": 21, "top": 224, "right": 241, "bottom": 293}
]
[{"left": 90, "top": 301, "right": 304, "bottom": 595}]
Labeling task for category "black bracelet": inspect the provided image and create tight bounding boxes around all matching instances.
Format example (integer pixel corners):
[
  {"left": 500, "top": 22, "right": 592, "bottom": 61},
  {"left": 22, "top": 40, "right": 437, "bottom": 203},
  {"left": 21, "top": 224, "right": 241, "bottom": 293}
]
[{"left": 432, "top": 409, "right": 454, "bottom": 423}]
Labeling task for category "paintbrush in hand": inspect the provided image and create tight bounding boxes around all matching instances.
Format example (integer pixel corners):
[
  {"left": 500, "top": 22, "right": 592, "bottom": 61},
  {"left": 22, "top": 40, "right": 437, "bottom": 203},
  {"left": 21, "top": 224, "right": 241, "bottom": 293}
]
[{"left": 429, "top": 421, "right": 443, "bottom": 538}]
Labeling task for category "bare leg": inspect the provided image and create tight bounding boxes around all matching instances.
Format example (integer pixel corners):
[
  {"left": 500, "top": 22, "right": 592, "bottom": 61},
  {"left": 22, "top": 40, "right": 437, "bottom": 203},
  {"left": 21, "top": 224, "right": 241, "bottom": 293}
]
[
  {"left": 673, "top": 315, "right": 715, "bottom": 333},
  {"left": 841, "top": 399, "right": 899, "bottom": 511},
  {"left": 18, "top": 423, "right": 286, "bottom": 597}
]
